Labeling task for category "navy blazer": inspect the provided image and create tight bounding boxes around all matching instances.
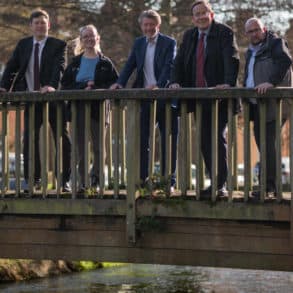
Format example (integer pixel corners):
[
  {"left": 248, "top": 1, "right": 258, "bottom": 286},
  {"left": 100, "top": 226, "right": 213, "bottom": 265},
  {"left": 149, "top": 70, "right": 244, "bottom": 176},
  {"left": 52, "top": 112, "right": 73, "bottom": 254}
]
[
  {"left": 1, "top": 36, "right": 66, "bottom": 91},
  {"left": 117, "top": 33, "right": 176, "bottom": 89}
]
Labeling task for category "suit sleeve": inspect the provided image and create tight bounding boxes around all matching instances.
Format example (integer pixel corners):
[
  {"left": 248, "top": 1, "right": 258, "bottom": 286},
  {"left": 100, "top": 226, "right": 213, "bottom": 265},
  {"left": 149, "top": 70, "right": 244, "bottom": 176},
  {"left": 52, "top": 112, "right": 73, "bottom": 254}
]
[
  {"left": 170, "top": 32, "right": 188, "bottom": 85},
  {"left": 61, "top": 62, "right": 75, "bottom": 90},
  {"left": 48, "top": 41, "right": 67, "bottom": 89},
  {"left": 269, "top": 38, "right": 292, "bottom": 85},
  {"left": 156, "top": 39, "right": 176, "bottom": 88},
  {"left": 221, "top": 29, "right": 239, "bottom": 86},
  {"left": 0, "top": 42, "right": 21, "bottom": 90},
  {"left": 116, "top": 41, "right": 137, "bottom": 87}
]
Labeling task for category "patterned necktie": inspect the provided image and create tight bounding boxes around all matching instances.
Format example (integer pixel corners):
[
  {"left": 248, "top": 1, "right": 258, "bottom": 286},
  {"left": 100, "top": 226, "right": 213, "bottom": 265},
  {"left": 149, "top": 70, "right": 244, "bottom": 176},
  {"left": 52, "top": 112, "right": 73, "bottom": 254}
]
[
  {"left": 33, "top": 43, "right": 40, "bottom": 90},
  {"left": 196, "top": 33, "right": 206, "bottom": 87}
]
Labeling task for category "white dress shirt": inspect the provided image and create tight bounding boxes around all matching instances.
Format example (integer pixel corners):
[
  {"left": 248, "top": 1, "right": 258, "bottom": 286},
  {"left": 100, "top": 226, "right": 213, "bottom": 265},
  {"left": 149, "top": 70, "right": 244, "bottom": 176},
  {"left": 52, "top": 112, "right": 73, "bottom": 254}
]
[
  {"left": 143, "top": 34, "right": 158, "bottom": 88},
  {"left": 25, "top": 37, "right": 48, "bottom": 91}
]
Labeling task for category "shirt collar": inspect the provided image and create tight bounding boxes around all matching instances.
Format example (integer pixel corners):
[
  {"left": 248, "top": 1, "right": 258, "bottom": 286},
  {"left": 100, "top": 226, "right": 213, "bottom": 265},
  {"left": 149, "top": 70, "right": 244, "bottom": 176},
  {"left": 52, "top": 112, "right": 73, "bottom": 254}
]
[
  {"left": 248, "top": 42, "right": 262, "bottom": 53},
  {"left": 198, "top": 26, "right": 210, "bottom": 37},
  {"left": 147, "top": 33, "right": 159, "bottom": 44},
  {"left": 33, "top": 37, "right": 48, "bottom": 47}
]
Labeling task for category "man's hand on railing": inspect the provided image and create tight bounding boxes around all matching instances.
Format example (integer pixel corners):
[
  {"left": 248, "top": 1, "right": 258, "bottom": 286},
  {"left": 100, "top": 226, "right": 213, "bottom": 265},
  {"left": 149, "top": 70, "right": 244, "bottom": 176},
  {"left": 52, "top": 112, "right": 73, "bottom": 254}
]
[
  {"left": 255, "top": 82, "right": 274, "bottom": 95},
  {"left": 85, "top": 80, "right": 94, "bottom": 90},
  {"left": 40, "top": 86, "right": 56, "bottom": 93},
  {"left": 215, "top": 84, "right": 230, "bottom": 89},
  {"left": 110, "top": 83, "right": 123, "bottom": 90},
  {"left": 146, "top": 84, "right": 159, "bottom": 90},
  {"left": 0, "top": 87, "right": 7, "bottom": 93},
  {"left": 168, "top": 83, "right": 181, "bottom": 89}
]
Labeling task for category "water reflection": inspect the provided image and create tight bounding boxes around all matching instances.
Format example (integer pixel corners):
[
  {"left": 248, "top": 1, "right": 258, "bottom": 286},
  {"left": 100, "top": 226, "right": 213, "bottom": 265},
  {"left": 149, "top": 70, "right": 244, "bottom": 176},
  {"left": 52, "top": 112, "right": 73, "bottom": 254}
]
[{"left": 1, "top": 264, "right": 293, "bottom": 293}]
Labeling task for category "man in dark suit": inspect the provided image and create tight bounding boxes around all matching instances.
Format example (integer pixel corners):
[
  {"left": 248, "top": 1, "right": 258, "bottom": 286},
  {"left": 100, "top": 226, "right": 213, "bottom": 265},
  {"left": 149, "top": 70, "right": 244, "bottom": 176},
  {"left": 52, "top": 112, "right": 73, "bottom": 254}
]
[
  {"left": 170, "top": 0, "right": 239, "bottom": 197},
  {"left": 111, "top": 9, "right": 178, "bottom": 189},
  {"left": 0, "top": 9, "right": 71, "bottom": 192}
]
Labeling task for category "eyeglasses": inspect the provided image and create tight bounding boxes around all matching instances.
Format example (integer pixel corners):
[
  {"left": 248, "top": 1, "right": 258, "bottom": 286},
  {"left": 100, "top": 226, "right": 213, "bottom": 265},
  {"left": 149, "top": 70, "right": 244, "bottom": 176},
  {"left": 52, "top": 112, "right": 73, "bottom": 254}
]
[
  {"left": 81, "top": 34, "right": 96, "bottom": 40},
  {"left": 245, "top": 28, "right": 262, "bottom": 35},
  {"left": 192, "top": 11, "right": 211, "bottom": 18}
]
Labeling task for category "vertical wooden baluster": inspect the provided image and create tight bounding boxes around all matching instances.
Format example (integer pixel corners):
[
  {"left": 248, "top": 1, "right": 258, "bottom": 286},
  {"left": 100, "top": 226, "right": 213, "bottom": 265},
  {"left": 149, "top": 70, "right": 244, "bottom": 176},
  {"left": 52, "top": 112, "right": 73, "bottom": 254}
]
[
  {"left": 41, "top": 102, "right": 48, "bottom": 198},
  {"left": 275, "top": 99, "right": 282, "bottom": 202},
  {"left": 71, "top": 101, "right": 77, "bottom": 199},
  {"left": 259, "top": 99, "right": 266, "bottom": 202},
  {"left": 126, "top": 100, "right": 140, "bottom": 244},
  {"left": 211, "top": 99, "right": 218, "bottom": 202},
  {"left": 195, "top": 101, "right": 202, "bottom": 200},
  {"left": 99, "top": 100, "right": 106, "bottom": 197},
  {"left": 15, "top": 104, "right": 21, "bottom": 197},
  {"left": 243, "top": 100, "right": 251, "bottom": 202}
]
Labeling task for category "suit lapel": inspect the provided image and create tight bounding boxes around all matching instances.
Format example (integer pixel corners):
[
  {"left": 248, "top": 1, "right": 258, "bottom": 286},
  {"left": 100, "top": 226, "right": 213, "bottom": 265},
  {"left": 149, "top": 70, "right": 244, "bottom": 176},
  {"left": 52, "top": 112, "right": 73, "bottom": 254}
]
[
  {"left": 154, "top": 33, "right": 163, "bottom": 64},
  {"left": 40, "top": 37, "right": 50, "bottom": 72},
  {"left": 22, "top": 37, "right": 33, "bottom": 72},
  {"left": 185, "top": 28, "right": 197, "bottom": 70},
  {"left": 137, "top": 37, "right": 147, "bottom": 71}
]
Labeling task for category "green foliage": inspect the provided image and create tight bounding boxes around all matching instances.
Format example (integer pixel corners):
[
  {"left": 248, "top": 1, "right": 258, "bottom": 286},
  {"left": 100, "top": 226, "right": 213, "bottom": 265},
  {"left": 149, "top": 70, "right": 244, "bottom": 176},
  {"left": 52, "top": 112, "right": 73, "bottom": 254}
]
[
  {"left": 136, "top": 215, "right": 166, "bottom": 232},
  {"left": 73, "top": 261, "right": 102, "bottom": 271}
]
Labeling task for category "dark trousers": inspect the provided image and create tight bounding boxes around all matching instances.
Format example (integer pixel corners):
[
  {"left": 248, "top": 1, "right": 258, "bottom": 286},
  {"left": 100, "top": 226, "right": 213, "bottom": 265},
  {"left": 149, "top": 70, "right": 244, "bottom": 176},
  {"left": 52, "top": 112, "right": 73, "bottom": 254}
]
[
  {"left": 76, "top": 102, "right": 103, "bottom": 186},
  {"left": 140, "top": 101, "right": 178, "bottom": 185},
  {"left": 199, "top": 105, "right": 228, "bottom": 189},
  {"left": 23, "top": 102, "right": 71, "bottom": 183},
  {"left": 252, "top": 104, "right": 286, "bottom": 191}
]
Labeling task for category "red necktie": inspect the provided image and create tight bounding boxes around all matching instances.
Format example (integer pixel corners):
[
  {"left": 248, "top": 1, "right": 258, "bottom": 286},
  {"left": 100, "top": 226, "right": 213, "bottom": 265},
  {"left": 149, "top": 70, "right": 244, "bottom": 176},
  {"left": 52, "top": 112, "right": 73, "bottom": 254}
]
[
  {"left": 34, "top": 43, "right": 40, "bottom": 90},
  {"left": 196, "top": 33, "right": 206, "bottom": 87}
]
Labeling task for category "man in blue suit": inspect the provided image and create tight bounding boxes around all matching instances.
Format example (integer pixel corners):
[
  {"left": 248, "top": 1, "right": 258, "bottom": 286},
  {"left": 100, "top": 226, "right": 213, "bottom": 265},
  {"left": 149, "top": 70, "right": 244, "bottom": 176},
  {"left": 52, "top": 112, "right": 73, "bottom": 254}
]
[{"left": 111, "top": 10, "right": 178, "bottom": 189}]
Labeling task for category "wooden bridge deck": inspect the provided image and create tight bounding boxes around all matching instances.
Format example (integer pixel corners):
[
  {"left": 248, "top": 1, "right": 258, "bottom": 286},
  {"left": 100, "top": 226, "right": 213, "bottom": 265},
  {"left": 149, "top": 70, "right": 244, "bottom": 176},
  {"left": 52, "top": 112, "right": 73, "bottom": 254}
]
[{"left": 0, "top": 195, "right": 292, "bottom": 272}]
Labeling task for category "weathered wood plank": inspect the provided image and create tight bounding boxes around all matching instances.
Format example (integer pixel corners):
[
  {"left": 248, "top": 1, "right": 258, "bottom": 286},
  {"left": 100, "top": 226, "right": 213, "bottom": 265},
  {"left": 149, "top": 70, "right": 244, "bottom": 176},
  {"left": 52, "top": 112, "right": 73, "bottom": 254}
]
[
  {"left": 0, "top": 199, "right": 290, "bottom": 221},
  {"left": 136, "top": 199, "right": 290, "bottom": 222},
  {"left": 0, "top": 215, "right": 125, "bottom": 231},
  {"left": 3, "top": 88, "right": 293, "bottom": 103},
  {"left": 1, "top": 244, "right": 293, "bottom": 271}
]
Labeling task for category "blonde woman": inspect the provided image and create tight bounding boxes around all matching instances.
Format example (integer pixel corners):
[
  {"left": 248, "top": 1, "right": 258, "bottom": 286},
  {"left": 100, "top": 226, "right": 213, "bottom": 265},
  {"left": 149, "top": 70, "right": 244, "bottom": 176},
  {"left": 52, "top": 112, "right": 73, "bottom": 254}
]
[{"left": 62, "top": 24, "right": 118, "bottom": 192}]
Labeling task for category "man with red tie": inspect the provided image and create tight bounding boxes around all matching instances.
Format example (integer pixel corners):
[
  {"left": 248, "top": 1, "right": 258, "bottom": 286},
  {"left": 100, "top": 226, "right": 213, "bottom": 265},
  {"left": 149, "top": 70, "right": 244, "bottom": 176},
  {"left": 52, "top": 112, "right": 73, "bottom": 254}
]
[
  {"left": 0, "top": 9, "right": 71, "bottom": 192},
  {"left": 169, "top": 0, "right": 239, "bottom": 197}
]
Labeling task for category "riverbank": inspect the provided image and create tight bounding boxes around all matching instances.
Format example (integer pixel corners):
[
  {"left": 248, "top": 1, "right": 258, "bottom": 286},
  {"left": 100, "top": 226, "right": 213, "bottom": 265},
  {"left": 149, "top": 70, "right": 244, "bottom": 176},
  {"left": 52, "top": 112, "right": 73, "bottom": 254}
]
[{"left": 0, "top": 259, "right": 102, "bottom": 282}]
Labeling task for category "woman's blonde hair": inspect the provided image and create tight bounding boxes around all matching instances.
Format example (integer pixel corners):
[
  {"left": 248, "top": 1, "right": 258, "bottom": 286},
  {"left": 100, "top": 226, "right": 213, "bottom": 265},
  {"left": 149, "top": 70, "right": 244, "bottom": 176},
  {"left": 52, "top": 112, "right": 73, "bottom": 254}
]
[{"left": 74, "top": 24, "right": 101, "bottom": 56}]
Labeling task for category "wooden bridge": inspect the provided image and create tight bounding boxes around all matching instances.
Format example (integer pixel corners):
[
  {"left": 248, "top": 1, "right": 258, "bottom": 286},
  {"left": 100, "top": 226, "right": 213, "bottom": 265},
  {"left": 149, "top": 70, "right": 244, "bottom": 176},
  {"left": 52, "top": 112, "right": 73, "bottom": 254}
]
[{"left": 0, "top": 88, "right": 293, "bottom": 271}]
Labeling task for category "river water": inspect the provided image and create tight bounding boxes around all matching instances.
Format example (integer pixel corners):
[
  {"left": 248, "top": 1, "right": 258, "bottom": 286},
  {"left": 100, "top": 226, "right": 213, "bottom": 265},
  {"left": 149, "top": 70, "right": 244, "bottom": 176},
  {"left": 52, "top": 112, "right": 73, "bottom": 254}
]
[{"left": 1, "top": 264, "right": 293, "bottom": 293}]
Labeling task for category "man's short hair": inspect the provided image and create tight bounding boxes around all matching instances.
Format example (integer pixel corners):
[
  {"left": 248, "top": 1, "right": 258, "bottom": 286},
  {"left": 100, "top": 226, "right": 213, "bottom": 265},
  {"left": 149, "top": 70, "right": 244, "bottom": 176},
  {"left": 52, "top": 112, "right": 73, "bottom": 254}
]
[
  {"left": 29, "top": 9, "right": 49, "bottom": 23},
  {"left": 191, "top": 0, "right": 213, "bottom": 14},
  {"left": 138, "top": 10, "right": 161, "bottom": 25}
]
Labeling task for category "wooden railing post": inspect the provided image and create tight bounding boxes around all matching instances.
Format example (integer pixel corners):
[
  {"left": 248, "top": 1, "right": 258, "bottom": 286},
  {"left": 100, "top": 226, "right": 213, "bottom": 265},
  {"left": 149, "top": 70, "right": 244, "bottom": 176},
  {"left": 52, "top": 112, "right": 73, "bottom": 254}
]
[
  {"left": 28, "top": 103, "right": 35, "bottom": 195},
  {"left": 107, "top": 110, "right": 113, "bottom": 186},
  {"left": 1, "top": 103, "right": 8, "bottom": 197},
  {"left": 211, "top": 99, "right": 218, "bottom": 202},
  {"left": 259, "top": 99, "right": 266, "bottom": 202},
  {"left": 126, "top": 99, "right": 140, "bottom": 244},
  {"left": 232, "top": 115, "right": 238, "bottom": 191},
  {"left": 227, "top": 98, "right": 233, "bottom": 201},
  {"left": 275, "top": 99, "right": 282, "bottom": 202},
  {"left": 71, "top": 101, "right": 77, "bottom": 198},
  {"left": 148, "top": 100, "right": 156, "bottom": 191},
  {"left": 195, "top": 101, "right": 202, "bottom": 199},
  {"left": 243, "top": 100, "right": 251, "bottom": 202},
  {"left": 290, "top": 100, "right": 293, "bottom": 249},
  {"left": 165, "top": 101, "right": 172, "bottom": 196},
  {"left": 56, "top": 103, "right": 62, "bottom": 197},
  {"left": 120, "top": 107, "right": 126, "bottom": 186},
  {"left": 15, "top": 104, "right": 21, "bottom": 197},
  {"left": 41, "top": 102, "right": 48, "bottom": 198},
  {"left": 113, "top": 100, "right": 120, "bottom": 197},
  {"left": 187, "top": 113, "right": 192, "bottom": 190},
  {"left": 99, "top": 100, "right": 106, "bottom": 196},
  {"left": 178, "top": 101, "right": 188, "bottom": 195},
  {"left": 84, "top": 102, "right": 91, "bottom": 194}
]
